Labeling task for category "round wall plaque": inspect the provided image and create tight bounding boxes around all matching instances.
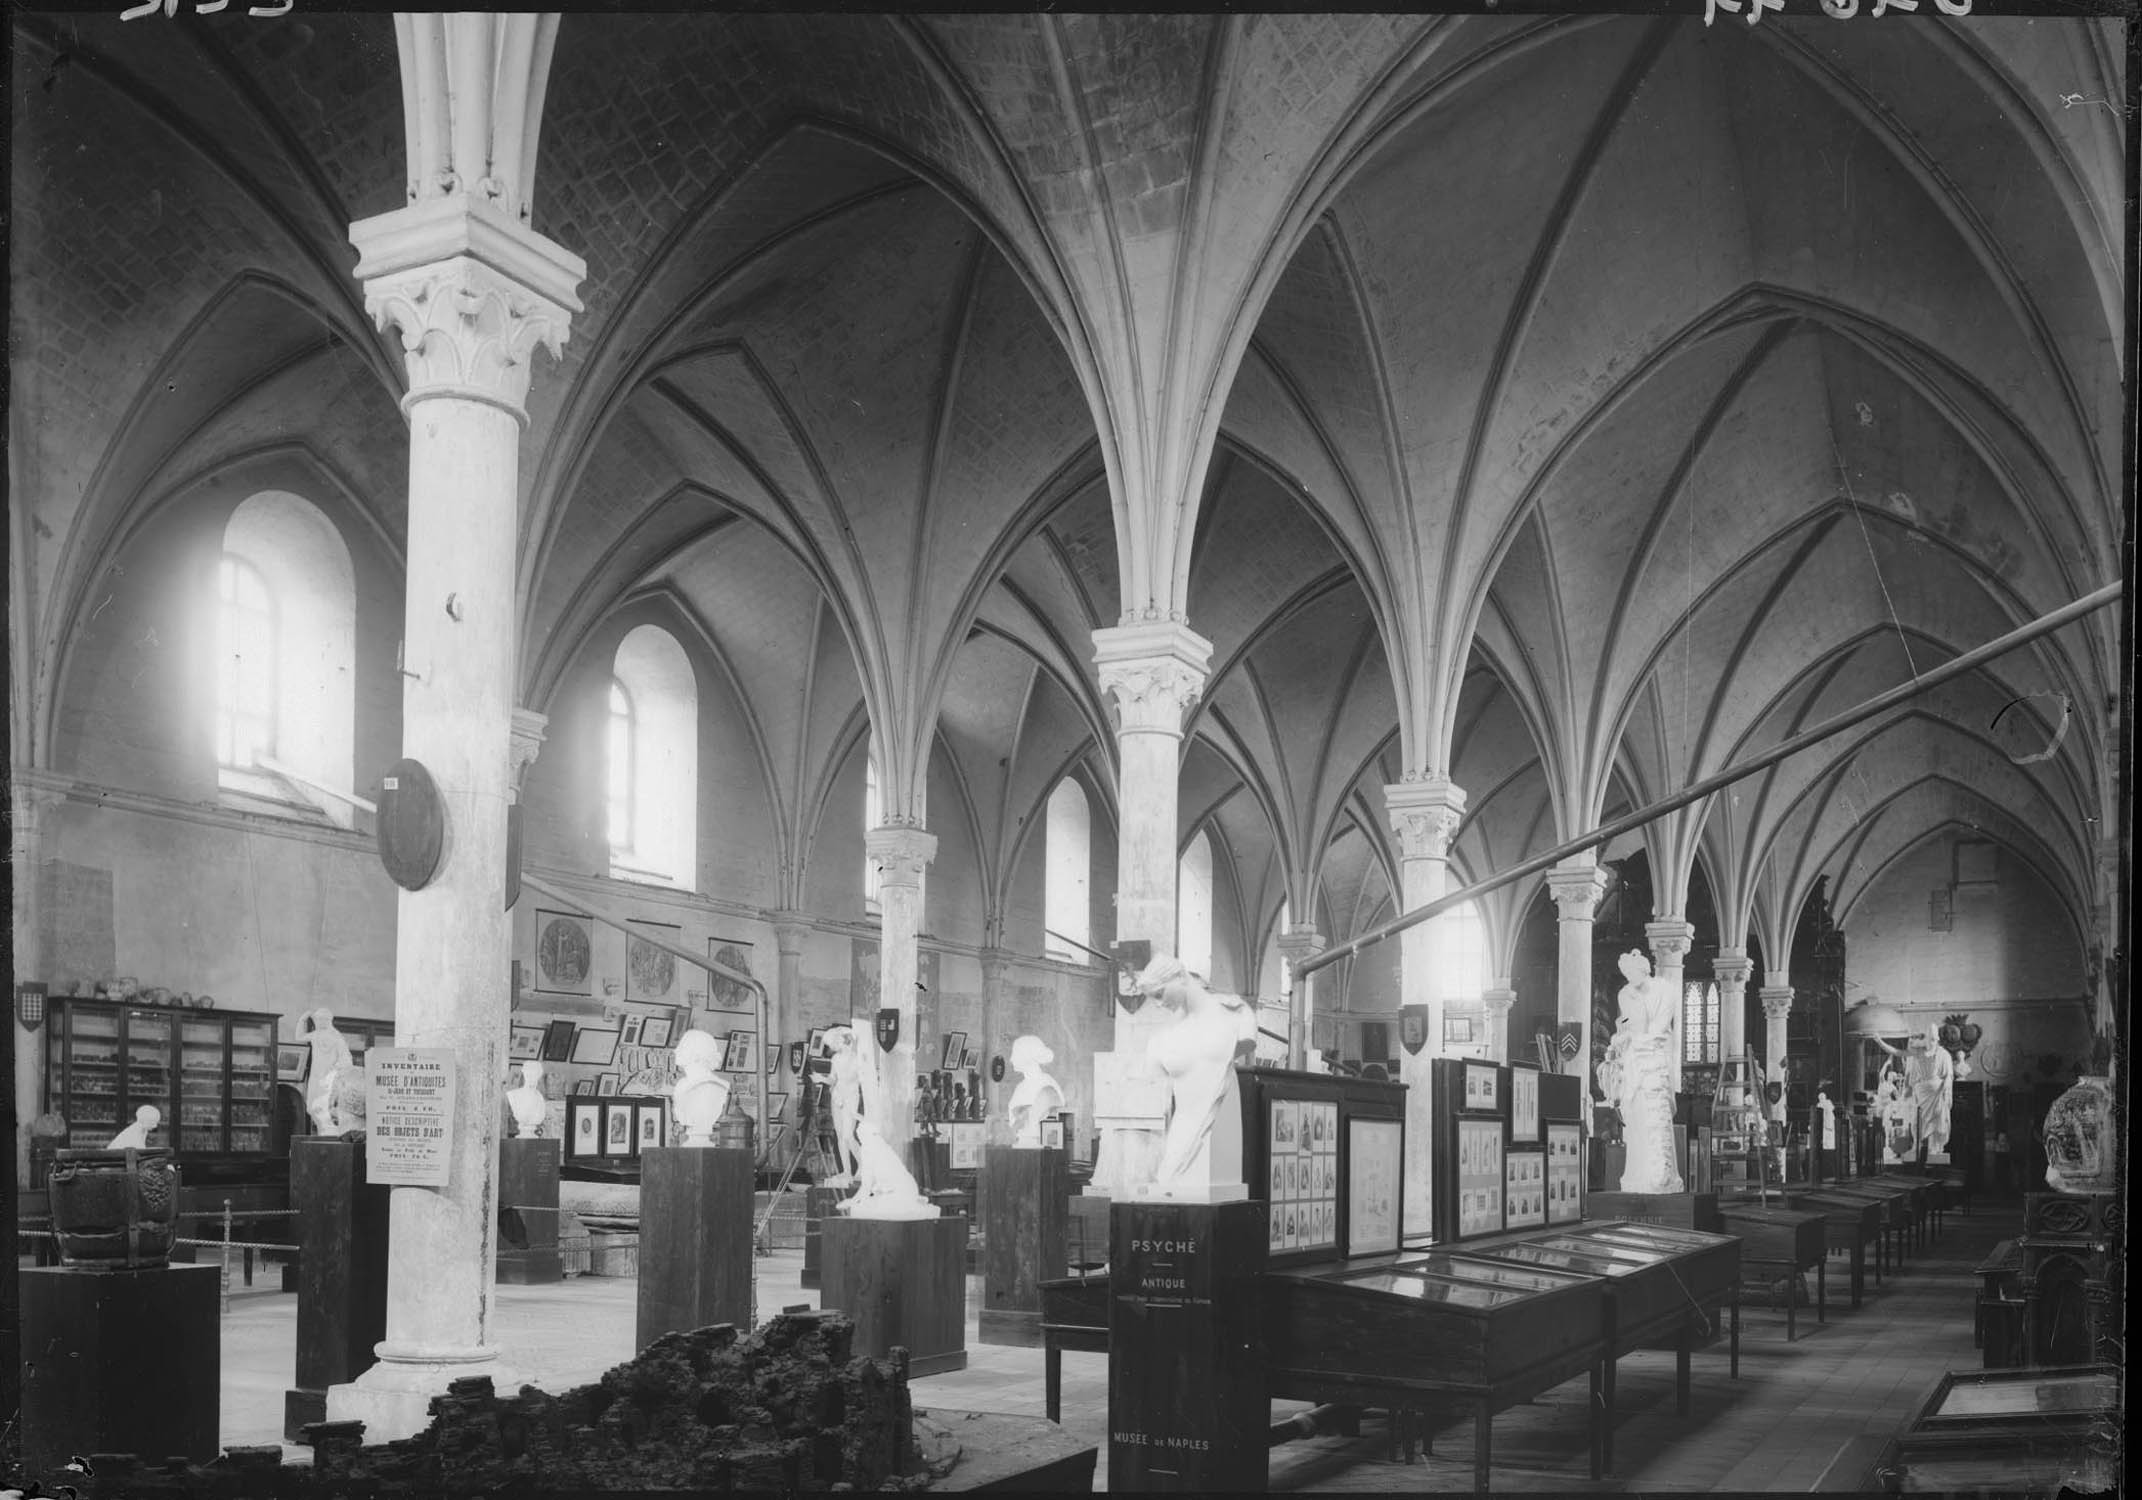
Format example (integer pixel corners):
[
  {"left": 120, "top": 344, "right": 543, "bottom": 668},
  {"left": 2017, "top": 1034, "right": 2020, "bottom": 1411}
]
[{"left": 376, "top": 757, "right": 447, "bottom": 891}]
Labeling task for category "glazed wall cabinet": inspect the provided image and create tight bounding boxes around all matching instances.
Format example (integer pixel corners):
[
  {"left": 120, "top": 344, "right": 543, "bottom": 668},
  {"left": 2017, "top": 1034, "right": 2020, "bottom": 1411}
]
[{"left": 44, "top": 996, "right": 280, "bottom": 1158}]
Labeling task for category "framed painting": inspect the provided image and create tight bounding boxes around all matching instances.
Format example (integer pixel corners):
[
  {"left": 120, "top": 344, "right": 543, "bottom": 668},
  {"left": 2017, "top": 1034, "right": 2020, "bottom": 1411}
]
[
  {"left": 509, "top": 1024, "right": 545, "bottom": 1060},
  {"left": 709, "top": 938, "right": 756, "bottom": 1014},
  {"left": 597, "top": 1072, "right": 621, "bottom": 1095},
  {"left": 601, "top": 1102, "right": 634, "bottom": 1157},
  {"left": 767, "top": 1090, "right": 791, "bottom": 1122},
  {"left": 640, "top": 1010, "right": 675, "bottom": 1049},
  {"left": 724, "top": 1031, "right": 754, "bottom": 1073},
  {"left": 571, "top": 1027, "right": 620, "bottom": 1066},
  {"left": 620, "top": 1015, "right": 645, "bottom": 1047},
  {"left": 533, "top": 910, "right": 594, "bottom": 996},
  {"left": 635, "top": 1102, "right": 667, "bottom": 1151},
  {"left": 940, "top": 1031, "right": 967, "bottom": 1070},
  {"left": 571, "top": 1079, "right": 596, "bottom": 1096},
  {"left": 627, "top": 919, "right": 682, "bottom": 1004},
  {"left": 849, "top": 938, "right": 881, "bottom": 1014},
  {"left": 807, "top": 1026, "right": 827, "bottom": 1054},
  {"left": 278, "top": 1044, "right": 309, "bottom": 1082},
  {"left": 567, "top": 1100, "right": 602, "bottom": 1156},
  {"left": 541, "top": 1020, "right": 578, "bottom": 1063}
]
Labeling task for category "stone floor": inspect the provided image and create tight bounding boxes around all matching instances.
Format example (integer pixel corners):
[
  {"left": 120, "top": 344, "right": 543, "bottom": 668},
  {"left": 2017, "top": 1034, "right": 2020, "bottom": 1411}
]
[{"left": 197, "top": 1191, "right": 2023, "bottom": 1491}]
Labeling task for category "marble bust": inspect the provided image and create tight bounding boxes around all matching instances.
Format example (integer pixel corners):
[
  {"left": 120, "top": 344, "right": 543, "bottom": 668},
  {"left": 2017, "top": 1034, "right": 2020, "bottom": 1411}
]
[
  {"left": 108, "top": 1104, "right": 160, "bottom": 1150},
  {"left": 507, "top": 1058, "right": 549, "bottom": 1138},
  {"left": 671, "top": 1029, "right": 732, "bottom": 1146},
  {"left": 1005, "top": 1034, "right": 1064, "bottom": 1148}
]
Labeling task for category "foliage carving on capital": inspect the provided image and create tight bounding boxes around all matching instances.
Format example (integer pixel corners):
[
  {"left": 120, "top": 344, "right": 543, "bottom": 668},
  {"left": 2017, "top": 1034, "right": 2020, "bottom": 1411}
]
[
  {"left": 507, "top": 708, "right": 548, "bottom": 795},
  {"left": 1390, "top": 805, "right": 1464, "bottom": 861},
  {"left": 1712, "top": 954, "right": 1755, "bottom": 990},
  {"left": 1759, "top": 986, "right": 1795, "bottom": 1021},
  {"left": 1546, "top": 866, "right": 1609, "bottom": 921},
  {"left": 1098, "top": 658, "right": 1205, "bottom": 736},
  {"left": 1645, "top": 921, "right": 1695, "bottom": 963},
  {"left": 365, "top": 257, "right": 573, "bottom": 412},
  {"left": 866, "top": 827, "right": 937, "bottom": 889}
]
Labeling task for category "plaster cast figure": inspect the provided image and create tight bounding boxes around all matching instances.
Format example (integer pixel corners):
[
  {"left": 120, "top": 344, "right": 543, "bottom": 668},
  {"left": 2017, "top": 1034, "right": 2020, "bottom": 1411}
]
[
  {"left": 671, "top": 1029, "right": 733, "bottom": 1146},
  {"left": 1816, "top": 1091, "right": 1835, "bottom": 1150},
  {"left": 1135, "top": 954, "right": 1256, "bottom": 1193},
  {"left": 302, "top": 1007, "right": 366, "bottom": 1135},
  {"left": 821, "top": 1024, "right": 868, "bottom": 1186},
  {"left": 108, "top": 1104, "right": 160, "bottom": 1150},
  {"left": 1006, "top": 1035, "right": 1064, "bottom": 1148},
  {"left": 1597, "top": 950, "right": 1684, "bottom": 1194},
  {"left": 1892, "top": 1024, "right": 1955, "bottom": 1155},
  {"left": 507, "top": 1058, "right": 549, "bottom": 1138},
  {"left": 837, "top": 1116, "right": 939, "bottom": 1219}
]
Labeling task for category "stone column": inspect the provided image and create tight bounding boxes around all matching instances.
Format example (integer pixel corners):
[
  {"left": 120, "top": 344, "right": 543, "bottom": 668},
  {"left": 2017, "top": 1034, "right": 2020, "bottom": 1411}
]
[
  {"left": 1275, "top": 927, "right": 1327, "bottom": 1070},
  {"left": 979, "top": 948, "right": 1013, "bottom": 1142},
  {"left": 1713, "top": 950, "right": 1753, "bottom": 1065},
  {"left": 1481, "top": 980, "right": 1518, "bottom": 1064},
  {"left": 11, "top": 776, "right": 68, "bottom": 1181},
  {"left": 1386, "top": 776, "right": 1466, "bottom": 1239},
  {"left": 1089, "top": 621, "right": 1210, "bottom": 1196},
  {"left": 770, "top": 912, "right": 811, "bottom": 1061},
  {"left": 1546, "top": 860, "right": 1610, "bottom": 1110},
  {"left": 1645, "top": 918, "right": 1695, "bottom": 1091},
  {"left": 867, "top": 827, "right": 936, "bottom": 1147},
  {"left": 329, "top": 194, "right": 582, "bottom": 1441},
  {"left": 1760, "top": 980, "right": 1795, "bottom": 1126}
]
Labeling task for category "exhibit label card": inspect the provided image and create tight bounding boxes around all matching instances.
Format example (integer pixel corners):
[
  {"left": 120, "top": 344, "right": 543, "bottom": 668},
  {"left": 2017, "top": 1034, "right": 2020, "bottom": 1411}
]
[{"left": 366, "top": 1047, "right": 458, "bottom": 1186}]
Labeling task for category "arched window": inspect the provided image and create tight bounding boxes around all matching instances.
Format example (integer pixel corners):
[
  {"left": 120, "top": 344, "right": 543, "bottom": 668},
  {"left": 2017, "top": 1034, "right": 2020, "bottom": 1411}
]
[
  {"left": 1044, "top": 778, "right": 1091, "bottom": 962},
  {"left": 1429, "top": 901, "right": 1490, "bottom": 1007},
  {"left": 607, "top": 625, "right": 697, "bottom": 887},
  {"left": 1178, "top": 828, "right": 1214, "bottom": 980},
  {"left": 863, "top": 754, "right": 882, "bottom": 910},
  {"left": 216, "top": 492, "right": 354, "bottom": 824}
]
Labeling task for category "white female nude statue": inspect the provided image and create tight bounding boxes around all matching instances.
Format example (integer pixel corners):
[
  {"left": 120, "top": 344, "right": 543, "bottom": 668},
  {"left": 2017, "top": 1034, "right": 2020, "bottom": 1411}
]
[
  {"left": 1131, "top": 954, "right": 1256, "bottom": 1198},
  {"left": 1006, "top": 1035, "right": 1064, "bottom": 1149},
  {"left": 1597, "top": 950, "right": 1684, "bottom": 1194}
]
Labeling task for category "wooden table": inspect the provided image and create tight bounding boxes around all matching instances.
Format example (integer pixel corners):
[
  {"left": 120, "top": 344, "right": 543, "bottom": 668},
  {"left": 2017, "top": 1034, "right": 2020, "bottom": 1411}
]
[{"left": 1716, "top": 1202, "right": 1827, "bottom": 1339}]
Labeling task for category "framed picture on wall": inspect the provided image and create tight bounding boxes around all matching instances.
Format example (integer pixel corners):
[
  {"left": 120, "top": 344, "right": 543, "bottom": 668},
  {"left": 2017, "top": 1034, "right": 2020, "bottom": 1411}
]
[
  {"left": 724, "top": 1032, "right": 754, "bottom": 1073},
  {"left": 278, "top": 1045, "right": 309, "bottom": 1082},
  {"left": 941, "top": 1032, "right": 967, "bottom": 1070},
  {"left": 533, "top": 910, "right": 594, "bottom": 996},
  {"left": 620, "top": 1016, "right": 645, "bottom": 1047},
  {"left": 627, "top": 919, "right": 682, "bottom": 1004},
  {"left": 541, "top": 1020, "right": 578, "bottom": 1062},
  {"left": 570, "top": 1028, "right": 620, "bottom": 1066},
  {"left": 508, "top": 1024, "right": 544, "bottom": 1060},
  {"left": 601, "top": 1103, "right": 634, "bottom": 1156},
  {"left": 568, "top": 1100, "right": 602, "bottom": 1156},
  {"left": 709, "top": 938, "right": 757, "bottom": 1014},
  {"left": 1360, "top": 1021, "right": 1390, "bottom": 1064},
  {"left": 597, "top": 1072, "right": 621, "bottom": 1096},
  {"left": 1040, "top": 1117, "right": 1066, "bottom": 1150},
  {"left": 641, "top": 1011, "right": 675, "bottom": 1049},
  {"left": 635, "top": 1102, "right": 667, "bottom": 1150},
  {"left": 807, "top": 1027, "right": 827, "bottom": 1055},
  {"left": 572, "top": 1079, "right": 595, "bottom": 1096}
]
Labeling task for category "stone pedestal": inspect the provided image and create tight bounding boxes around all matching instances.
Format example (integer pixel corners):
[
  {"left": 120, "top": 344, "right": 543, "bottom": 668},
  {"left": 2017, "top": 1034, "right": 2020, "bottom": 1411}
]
[
  {"left": 285, "top": 1137, "right": 392, "bottom": 1438},
  {"left": 22, "top": 1264, "right": 220, "bottom": 1473},
  {"left": 980, "top": 1146, "right": 1070, "bottom": 1347},
  {"left": 822, "top": 1213, "right": 969, "bottom": 1376},
  {"left": 636, "top": 1147, "right": 755, "bottom": 1351},
  {"left": 1107, "top": 1198, "right": 1267, "bottom": 1493},
  {"left": 496, "top": 1137, "right": 562, "bottom": 1285},
  {"left": 801, "top": 1183, "right": 843, "bottom": 1289}
]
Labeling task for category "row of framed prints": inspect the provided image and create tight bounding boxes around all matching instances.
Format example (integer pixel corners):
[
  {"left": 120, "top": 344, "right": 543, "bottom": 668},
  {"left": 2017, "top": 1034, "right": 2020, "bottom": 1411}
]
[
  {"left": 1431, "top": 1057, "right": 1586, "bottom": 1241},
  {"left": 509, "top": 1016, "right": 761, "bottom": 1072},
  {"left": 566, "top": 1094, "right": 671, "bottom": 1158}
]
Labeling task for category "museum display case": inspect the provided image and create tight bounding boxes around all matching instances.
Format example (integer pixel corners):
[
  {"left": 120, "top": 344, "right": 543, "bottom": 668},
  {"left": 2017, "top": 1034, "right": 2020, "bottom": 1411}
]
[
  {"left": 45, "top": 996, "right": 280, "bottom": 1160},
  {"left": 1872, "top": 1365, "right": 2122, "bottom": 1495}
]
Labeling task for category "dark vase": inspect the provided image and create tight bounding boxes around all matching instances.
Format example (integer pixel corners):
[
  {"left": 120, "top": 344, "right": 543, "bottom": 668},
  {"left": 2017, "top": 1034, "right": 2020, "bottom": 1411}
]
[{"left": 47, "top": 1146, "right": 183, "bottom": 1268}]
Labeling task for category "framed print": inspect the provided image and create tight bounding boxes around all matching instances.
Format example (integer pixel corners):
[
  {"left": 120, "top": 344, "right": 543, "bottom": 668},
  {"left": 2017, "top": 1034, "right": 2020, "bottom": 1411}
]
[
  {"left": 572, "top": 1079, "right": 595, "bottom": 1096},
  {"left": 1040, "top": 1117, "right": 1066, "bottom": 1150},
  {"left": 541, "top": 1020, "right": 578, "bottom": 1062},
  {"left": 627, "top": 919, "right": 682, "bottom": 1004},
  {"left": 636, "top": 1103, "right": 666, "bottom": 1150},
  {"left": 725, "top": 1031, "right": 754, "bottom": 1073},
  {"left": 1456, "top": 1117, "right": 1505, "bottom": 1237},
  {"left": 278, "top": 1044, "right": 309, "bottom": 1082},
  {"left": 807, "top": 1026, "right": 827, "bottom": 1054},
  {"left": 620, "top": 1015, "right": 645, "bottom": 1047},
  {"left": 767, "top": 1091, "right": 791, "bottom": 1122},
  {"left": 568, "top": 1100, "right": 602, "bottom": 1156},
  {"left": 1359, "top": 1020, "right": 1389, "bottom": 1064},
  {"left": 1510, "top": 1064, "right": 1541, "bottom": 1143},
  {"left": 1464, "top": 1061, "right": 1499, "bottom": 1112},
  {"left": 940, "top": 1032, "right": 967, "bottom": 1070},
  {"left": 509, "top": 1024, "right": 544, "bottom": 1060},
  {"left": 533, "top": 910, "right": 594, "bottom": 996},
  {"left": 597, "top": 1072, "right": 621, "bottom": 1095},
  {"left": 948, "top": 1121, "right": 985, "bottom": 1170},
  {"left": 640, "top": 1011, "right": 675, "bottom": 1049},
  {"left": 571, "top": 1028, "right": 620, "bottom": 1066},
  {"left": 709, "top": 938, "right": 757, "bottom": 1014},
  {"left": 1445, "top": 1014, "right": 1475, "bottom": 1045},
  {"left": 962, "top": 1047, "right": 981, "bottom": 1072},
  {"left": 601, "top": 1102, "right": 634, "bottom": 1156}
]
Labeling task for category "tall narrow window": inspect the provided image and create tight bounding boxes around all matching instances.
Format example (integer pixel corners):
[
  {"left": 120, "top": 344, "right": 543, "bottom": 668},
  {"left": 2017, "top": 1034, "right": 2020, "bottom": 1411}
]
[
  {"left": 1428, "top": 902, "right": 1489, "bottom": 1007},
  {"left": 1044, "top": 778, "right": 1091, "bottom": 961},
  {"left": 607, "top": 625, "right": 696, "bottom": 887},
  {"left": 1178, "top": 828, "right": 1214, "bottom": 980},
  {"left": 863, "top": 754, "right": 882, "bottom": 910},
  {"left": 1683, "top": 981, "right": 1720, "bottom": 1066},
  {"left": 214, "top": 492, "right": 355, "bottom": 824}
]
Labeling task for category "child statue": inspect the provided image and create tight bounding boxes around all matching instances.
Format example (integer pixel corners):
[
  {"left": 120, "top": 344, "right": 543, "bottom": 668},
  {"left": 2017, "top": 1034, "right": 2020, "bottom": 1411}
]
[
  {"left": 108, "top": 1104, "right": 160, "bottom": 1150},
  {"left": 507, "top": 1058, "right": 549, "bottom": 1138},
  {"left": 671, "top": 1029, "right": 733, "bottom": 1146},
  {"left": 1006, "top": 1034, "right": 1064, "bottom": 1148}
]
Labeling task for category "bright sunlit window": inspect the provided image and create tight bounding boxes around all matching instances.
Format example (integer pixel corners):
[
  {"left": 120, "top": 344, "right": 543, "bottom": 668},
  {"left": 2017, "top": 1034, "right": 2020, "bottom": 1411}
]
[
  {"left": 605, "top": 680, "right": 634, "bottom": 851},
  {"left": 1178, "top": 828, "right": 1214, "bottom": 980},
  {"left": 1044, "top": 778, "right": 1091, "bottom": 962},
  {"left": 607, "top": 624, "right": 696, "bottom": 886},
  {"left": 1683, "top": 981, "right": 1720, "bottom": 1065},
  {"left": 863, "top": 754, "right": 882, "bottom": 911},
  {"left": 1427, "top": 901, "right": 1489, "bottom": 1005}
]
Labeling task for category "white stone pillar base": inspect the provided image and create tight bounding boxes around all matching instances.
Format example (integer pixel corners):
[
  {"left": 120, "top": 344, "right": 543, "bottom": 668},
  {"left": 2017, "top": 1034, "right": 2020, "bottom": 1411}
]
[{"left": 326, "top": 1346, "right": 510, "bottom": 1443}]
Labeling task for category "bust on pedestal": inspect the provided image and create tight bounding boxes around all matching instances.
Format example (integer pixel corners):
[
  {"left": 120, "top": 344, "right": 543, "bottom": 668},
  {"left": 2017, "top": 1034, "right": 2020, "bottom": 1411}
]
[
  {"left": 1006, "top": 1035, "right": 1064, "bottom": 1149},
  {"left": 498, "top": 1060, "right": 562, "bottom": 1286},
  {"left": 636, "top": 1028, "right": 754, "bottom": 1350}
]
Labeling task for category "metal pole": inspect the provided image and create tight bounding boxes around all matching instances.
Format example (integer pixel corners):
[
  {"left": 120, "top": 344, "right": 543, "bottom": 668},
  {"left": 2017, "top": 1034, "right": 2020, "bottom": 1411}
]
[{"left": 1295, "top": 580, "right": 2122, "bottom": 989}]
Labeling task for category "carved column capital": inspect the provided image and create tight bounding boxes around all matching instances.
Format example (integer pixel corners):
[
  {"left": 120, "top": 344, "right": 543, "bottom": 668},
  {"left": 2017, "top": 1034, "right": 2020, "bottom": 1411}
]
[
  {"left": 1546, "top": 861, "right": 1611, "bottom": 921},
  {"left": 1481, "top": 984, "right": 1517, "bottom": 1016},
  {"left": 1092, "top": 622, "right": 1212, "bottom": 737},
  {"left": 1759, "top": 985, "right": 1796, "bottom": 1023},
  {"left": 1384, "top": 777, "right": 1467, "bottom": 862},
  {"left": 866, "top": 826, "right": 938, "bottom": 890},
  {"left": 10, "top": 773, "right": 72, "bottom": 859},
  {"left": 507, "top": 708, "right": 548, "bottom": 797},
  {"left": 979, "top": 947, "right": 1014, "bottom": 991},
  {"left": 1712, "top": 950, "right": 1755, "bottom": 992},
  {"left": 1645, "top": 919, "right": 1696, "bottom": 965},
  {"left": 769, "top": 912, "right": 812, "bottom": 958},
  {"left": 351, "top": 195, "right": 585, "bottom": 419},
  {"left": 1275, "top": 927, "right": 1327, "bottom": 965}
]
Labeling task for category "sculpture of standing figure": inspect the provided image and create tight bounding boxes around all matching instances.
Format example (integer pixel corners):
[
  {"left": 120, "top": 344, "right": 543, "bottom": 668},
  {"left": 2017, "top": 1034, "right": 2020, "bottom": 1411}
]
[
  {"left": 821, "top": 1025, "right": 867, "bottom": 1186},
  {"left": 1882, "top": 1024, "right": 1955, "bottom": 1157},
  {"left": 507, "top": 1058, "right": 549, "bottom": 1139},
  {"left": 1130, "top": 955, "right": 1256, "bottom": 1199},
  {"left": 302, "top": 1008, "right": 365, "bottom": 1135},
  {"left": 1006, "top": 1035, "right": 1064, "bottom": 1148},
  {"left": 671, "top": 1030, "right": 733, "bottom": 1146},
  {"left": 1597, "top": 950, "right": 1684, "bottom": 1194}
]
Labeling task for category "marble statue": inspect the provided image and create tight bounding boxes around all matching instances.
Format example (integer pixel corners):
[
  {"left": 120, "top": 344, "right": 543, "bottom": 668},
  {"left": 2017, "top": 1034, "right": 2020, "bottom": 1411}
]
[
  {"left": 1597, "top": 950, "right": 1683, "bottom": 1194},
  {"left": 821, "top": 1024, "right": 867, "bottom": 1186},
  {"left": 1816, "top": 1091, "right": 1835, "bottom": 1150},
  {"left": 302, "top": 1007, "right": 365, "bottom": 1135},
  {"left": 1006, "top": 1035, "right": 1064, "bottom": 1148},
  {"left": 507, "top": 1058, "right": 549, "bottom": 1138},
  {"left": 671, "top": 1029, "right": 733, "bottom": 1146},
  {"left": 108, "top": 1104, "right": 160, "bottom": 1150},
  {"left": 1894, "top": 1024, "right": 1955, "bottom": 1156},
  {"left": 1129, "top": 954, "right": 1256, "bottom": 1200}
]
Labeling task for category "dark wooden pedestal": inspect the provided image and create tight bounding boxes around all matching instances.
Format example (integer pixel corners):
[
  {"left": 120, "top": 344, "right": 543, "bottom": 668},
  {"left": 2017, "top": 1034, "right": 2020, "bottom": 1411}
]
[
  {"left": 636, "top": 1147, "right": 755, "bottom": 1350},
  {"left": 497, "top": 1137, "right": 563, "bottom": 1285},
  {"left": 22, "top": 1263, "right": 221, "bottom": 1474},
  {"left": 1107, "top": 1198, "right": 1268, "bottom": 1493},
  {"left": 800, "top": 1184, "right": 842, "bottom": 1289},
  {"left": 822, "top": 1213, "right": 969, "bottom": 1376},
  {"left": 284, "top": 1137, "right": 391, "bottom": 1439},
  {"left": 980, "top": 1147, "right": 1070, "bottom": 1347}
]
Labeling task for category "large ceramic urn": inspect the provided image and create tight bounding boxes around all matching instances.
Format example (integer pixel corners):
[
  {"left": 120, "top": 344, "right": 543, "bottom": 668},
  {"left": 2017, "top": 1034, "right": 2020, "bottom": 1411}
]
[
  {"left": 2042, "top": 1075, "right": 2118, "bottom": 1194},
  {"left": 47, "top": 1146, "right": 183, "bottom": 1268}
]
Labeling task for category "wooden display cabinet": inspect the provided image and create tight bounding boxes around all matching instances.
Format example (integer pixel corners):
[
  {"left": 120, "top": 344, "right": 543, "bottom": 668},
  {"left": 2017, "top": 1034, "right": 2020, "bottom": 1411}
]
[
  {"left": 44, "top": 996, "right": 279, "bottom": 1161},
  {"left": 1872, "top": 1365, "right": 2121, "bottom": 1495}
]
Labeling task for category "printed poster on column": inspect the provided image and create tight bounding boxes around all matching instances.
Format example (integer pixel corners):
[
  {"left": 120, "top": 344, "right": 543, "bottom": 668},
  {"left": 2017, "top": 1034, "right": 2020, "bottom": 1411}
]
[{"left": 366, "top": 1048, "right": 458, "bottom": 1186}]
